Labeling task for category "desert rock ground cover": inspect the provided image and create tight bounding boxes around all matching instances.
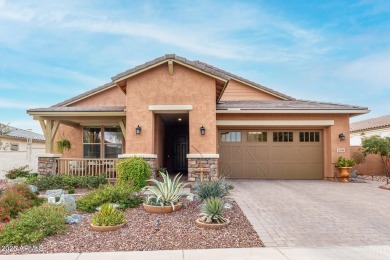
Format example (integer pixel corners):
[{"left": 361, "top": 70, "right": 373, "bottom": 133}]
[{"left": 1, "top": 200, "right": 262, "bottom": 255}]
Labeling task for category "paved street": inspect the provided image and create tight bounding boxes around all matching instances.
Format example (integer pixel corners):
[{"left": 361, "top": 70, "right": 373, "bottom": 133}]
[{"left": 230, "top": 179, "right": 390, "bottom": 247}]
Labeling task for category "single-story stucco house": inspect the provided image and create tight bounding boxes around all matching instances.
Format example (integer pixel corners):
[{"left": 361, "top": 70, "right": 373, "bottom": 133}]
[
  {"left": 0, "top": 124, "right": 45, "bottom": 175},
  {"left": 27, "top": 54, "right": 368, "bottom": 181}
]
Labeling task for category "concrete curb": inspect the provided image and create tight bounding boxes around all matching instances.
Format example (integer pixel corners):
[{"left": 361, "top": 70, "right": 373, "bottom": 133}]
[{"left": 1, "top": 246, "right": 390, "bottom": 260}]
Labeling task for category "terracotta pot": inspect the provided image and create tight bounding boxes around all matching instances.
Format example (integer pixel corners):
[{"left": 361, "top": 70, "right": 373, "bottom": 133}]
[
  {"left": 195, "top": 218, "right": 230, "bottom": 229},
  {"left": 90, "top": 222, "right": 126, "bottom": 232},
  {"left": 338, "top": 167, "right": 352, "bottom": 182},
  {"left": 143, "top": 203, "right": 182, "bottom": 214}
]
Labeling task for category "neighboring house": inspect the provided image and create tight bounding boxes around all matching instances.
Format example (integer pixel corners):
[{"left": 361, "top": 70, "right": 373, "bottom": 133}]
[
  {"left": 350, "top": 115, "right": 390, "bottom": 176},
  {"left": 27, "top": 54, "right": 368, "bottom": 180},
  {"left": 0, "top": 125, "right": 45, "bottom": 177}
]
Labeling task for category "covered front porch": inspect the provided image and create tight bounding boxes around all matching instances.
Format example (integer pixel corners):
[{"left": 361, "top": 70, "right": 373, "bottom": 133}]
[{"left": 28, "top": 106, "right": 126, "bottom": 179}]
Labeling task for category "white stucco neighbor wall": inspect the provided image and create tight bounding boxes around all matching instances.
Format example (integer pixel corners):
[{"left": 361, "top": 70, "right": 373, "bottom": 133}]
[
  {"left": 0, "top": 137, "right": 45, "bottom": 179},
  {"left": 350, "top": 127, "right": 390, "bottom": 146}
]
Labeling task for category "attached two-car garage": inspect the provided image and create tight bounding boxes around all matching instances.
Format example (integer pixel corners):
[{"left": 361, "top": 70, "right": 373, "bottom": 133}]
[{"left": 219, "top": 130, "right": 323, "bottom": 179}]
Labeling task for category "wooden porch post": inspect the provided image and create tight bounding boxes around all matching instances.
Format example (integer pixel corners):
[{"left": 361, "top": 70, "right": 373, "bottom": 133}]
[{"left": 39, "top": 118, "right": 60, "bottom": 153}]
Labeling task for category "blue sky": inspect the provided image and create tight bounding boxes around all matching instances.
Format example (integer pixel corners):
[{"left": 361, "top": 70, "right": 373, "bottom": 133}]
[{"left": 1, "top": 0, "right": 389, "bottom": 134}]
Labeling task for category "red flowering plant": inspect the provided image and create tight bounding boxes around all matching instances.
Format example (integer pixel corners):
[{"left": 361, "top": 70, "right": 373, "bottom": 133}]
[
  {"left": 5, "top": 165, "right": 31, "bottom": 179},
  {"left": 0, "top": 184, "right": 44, "bottom": 222}
]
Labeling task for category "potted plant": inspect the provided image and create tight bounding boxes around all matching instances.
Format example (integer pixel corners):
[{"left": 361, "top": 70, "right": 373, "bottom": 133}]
[
  {"left": 90, "top": 204, "right": 126, "bottom": 232},
  {"left": 142, "top": 172, "right": 191, "bottom": 214},
  {"left": 335, "top": 156, "right": 356, "bottom": 182},
  {"left": 56, "top": 136, "right": 71, "bottom": 154},
  {"left": 196, "top": 197, "right": 230, "bottom": 229}
]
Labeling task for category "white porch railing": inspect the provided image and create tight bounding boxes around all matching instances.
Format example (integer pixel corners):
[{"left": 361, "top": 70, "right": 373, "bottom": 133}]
[{"left": 55, "top": 158, "right": 118, "bottom": 179}]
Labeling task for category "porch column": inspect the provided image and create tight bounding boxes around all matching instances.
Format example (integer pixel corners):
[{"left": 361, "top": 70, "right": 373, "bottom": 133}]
[
  {"left": 38, "top": 118, "right": 60, "bottom": 153},
  {"left": 187, "top": 154, "right": 219, "bottom": 183},
  {"left": 37, "top": 154, "right": 62, "bottom": 176}
]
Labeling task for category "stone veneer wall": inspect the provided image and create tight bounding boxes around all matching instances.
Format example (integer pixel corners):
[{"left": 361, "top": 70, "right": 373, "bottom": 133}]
[
  {"left": 188, "top": 158, "right": 218, "bottom": 182},
  {"left": 38, "top": 156, "right": 60, "bottom": 176},
  {"left": 143, "top": 158, "right": 156, "bottom": 178}
]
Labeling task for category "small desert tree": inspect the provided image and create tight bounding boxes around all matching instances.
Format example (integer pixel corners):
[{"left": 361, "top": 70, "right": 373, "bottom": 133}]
[
  {"left": 0, "top": 123, "right": 11, "bottom": 147},
  {"left": 361, "top": 135, "right": 390, "bottom": 184}
]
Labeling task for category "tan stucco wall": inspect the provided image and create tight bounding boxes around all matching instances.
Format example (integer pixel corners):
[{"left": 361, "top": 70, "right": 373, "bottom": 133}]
[
  {"left": 220, "top": 79, "right": 281, "bottom": 101},
  {"left": 0, "top": 137, "right": 45, "bottom": 176},
  {"left": 350, "top": 146, "right": 386, "bottom": 176},
  {"left": 54, "top": 124, "right": 83, "bottom": 158},
  {"left": 125, "top": 63, "right": 217, "bottom": 155},
  {"left": 69, "top": 86, "right": 125, "bottom": 107},
  {"left": 216, "top": 113, "right": 351, "bottom": 178}
]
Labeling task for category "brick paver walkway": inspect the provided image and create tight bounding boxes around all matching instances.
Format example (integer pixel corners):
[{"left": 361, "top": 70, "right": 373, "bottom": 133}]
[{"left": 230, "top": 180, "right": 390, "bottom": 247}]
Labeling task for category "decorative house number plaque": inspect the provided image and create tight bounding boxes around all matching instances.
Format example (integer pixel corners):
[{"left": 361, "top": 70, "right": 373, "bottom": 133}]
[{"left": 337, "top": 148, "right": 346, "bottom": 153}]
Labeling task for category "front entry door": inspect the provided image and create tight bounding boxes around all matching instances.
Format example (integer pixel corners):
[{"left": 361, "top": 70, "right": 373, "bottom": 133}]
[{"left": 174, "top": 135, "right": 188, "bottom": 172}]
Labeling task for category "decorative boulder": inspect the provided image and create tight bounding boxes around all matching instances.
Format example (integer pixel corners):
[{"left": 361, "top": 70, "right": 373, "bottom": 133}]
[
  {"left": 66, "top": 214, "right": 84, "bottom": 225},
  {"left": 44, "top": 189, "right": 64, "bottom": 198},
  {"left": 57, "top": 194, "right": 76, "bottom": 212},
  {"left": 28, "top": 185, "right": 38, "bottom": 193}
]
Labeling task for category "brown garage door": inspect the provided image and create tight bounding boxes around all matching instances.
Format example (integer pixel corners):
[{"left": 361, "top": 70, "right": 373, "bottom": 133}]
[{"left": 219, "top": 130, "right": 323, "bottom": 179}]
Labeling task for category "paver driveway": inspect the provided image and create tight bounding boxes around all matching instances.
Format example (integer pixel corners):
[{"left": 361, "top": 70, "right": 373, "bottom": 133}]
[{"left": 230, "top": 180, "right": 390, "bottom": 247}]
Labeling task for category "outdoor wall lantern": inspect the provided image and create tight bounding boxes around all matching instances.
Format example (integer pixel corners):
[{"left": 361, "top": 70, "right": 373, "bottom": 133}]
[
  {"left": 135, "top": 125, "right": 142, "bottom": 135},
  {"left": 339, "top": 133, "right": 345, "bottom": 141},
  {"left": 200, "top": 125, "right": 206, "bottom": 135}
]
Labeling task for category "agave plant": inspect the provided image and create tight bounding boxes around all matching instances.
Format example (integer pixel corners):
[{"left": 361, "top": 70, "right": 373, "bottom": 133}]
[
  {"left": 199, "top": 197, "right": 228, "bottom": 224},
  {"left": 143, "top": 172, "right": 191, "bottom": 210}
]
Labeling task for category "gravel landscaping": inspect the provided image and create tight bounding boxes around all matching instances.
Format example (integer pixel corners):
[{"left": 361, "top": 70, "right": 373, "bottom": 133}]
[{"left": 1, "top": 200, "right": 262, "bottom": 255}]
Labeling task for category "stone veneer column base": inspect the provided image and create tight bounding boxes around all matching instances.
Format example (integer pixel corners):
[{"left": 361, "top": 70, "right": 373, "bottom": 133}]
[
  {"left": 37, "top": 154, "right": 62, "bottom": 176},
  {"left": 118, "top": 154, "right": 157, "bottom": 178},
  {"left": 187, "top": 154, "right": 219, "bottom": 183}
]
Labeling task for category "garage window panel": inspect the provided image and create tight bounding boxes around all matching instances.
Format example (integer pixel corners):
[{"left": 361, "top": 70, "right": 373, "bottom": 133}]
[
  {"left": 221, "top": 131, "right": 241, "bottom": 142},
  {"left": 248, "top": 131, "right": 267, "bottom": 142},
  {"left": 273, "top": 132, "right": 293, "bottom": 142},
  {"left": 299, "top": 131, "right": 320, "bottom": 142}
]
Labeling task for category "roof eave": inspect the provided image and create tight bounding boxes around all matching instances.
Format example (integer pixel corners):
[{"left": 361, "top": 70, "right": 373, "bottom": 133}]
[{"left": 216, "top": 109, "right": 370, "bottom": 114}]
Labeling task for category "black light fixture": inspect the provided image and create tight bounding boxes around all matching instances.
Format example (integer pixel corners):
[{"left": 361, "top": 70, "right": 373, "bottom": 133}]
[
  {"left": 200, "top": 125, "right": 206, "bottom": 135},
  {"left": 339, "top": 133, "right": 345, "bottom": 141},
  {"left": 135, "top": 125, "right": 142, "bottom": 135}
]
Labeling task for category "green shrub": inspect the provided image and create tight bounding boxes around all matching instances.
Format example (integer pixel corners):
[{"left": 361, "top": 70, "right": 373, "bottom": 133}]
[
  {"left": 26, "top": 174, "right": 107, "bottom": 190},
  {"left": 76, "top": 183, "right": 141, "bottom": 213},
  {"left": 0, "top": 184, "right": 44, "bottom": 222},
  {"left": 68, "top": 189, "right": 75, "bottom": 194},
  {"left": 199, "top": 197, "right": 228, "bottom": 224},
  {"left": 192, "top": 178, "right": 232, "bottom": 200},
  {"left": 0, "top": 204, "right": 67, "bottom": 245},
  {"left": 92, "top": 204, "right": 126, "bottom": 226},
  {"left": 5, "top": 165, "right": 31, "bottom": 179},
  {"left": 143, "top": 172, "right": 190, "bottom": 210},
  {"left": 117, "top": 157, "right": 151, "bottom": 189},
  {"left": 335, "top": 156, "right": 356, "bottom": 167}
]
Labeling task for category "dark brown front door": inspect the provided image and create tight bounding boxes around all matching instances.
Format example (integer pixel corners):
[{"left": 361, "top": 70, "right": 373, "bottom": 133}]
[{"left": 173, "top": 135, "right": 188, "bottom": 172}]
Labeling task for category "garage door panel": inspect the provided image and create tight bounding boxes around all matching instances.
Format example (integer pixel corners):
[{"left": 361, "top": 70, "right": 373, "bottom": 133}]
[{"left": 219, "top": 130, "right": 323, "bottom": 179}]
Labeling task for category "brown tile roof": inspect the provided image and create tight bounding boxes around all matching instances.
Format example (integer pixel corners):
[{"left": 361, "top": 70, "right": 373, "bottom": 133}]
[
  {"left": 217, "top": 100, "right": 368, "bottom": 111},
  {"left": 350, "top": 114, "right": 390, "bottom": 132},
  {"left": 111, "top": 54, "right": 294, "bottom": 101},
  {"left": 28, "top": 106, "right": 125, "bottom": 112}
]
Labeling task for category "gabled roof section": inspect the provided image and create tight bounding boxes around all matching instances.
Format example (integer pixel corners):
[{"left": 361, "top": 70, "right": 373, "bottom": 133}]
[
  {"left": 217, "top": 100, "right": 369, "bottom": 115},
  {"left": 51, "top": 82, "right": 116, "bottom": 107},
  {"left": 50, "top": 54, "right": 295, "bottom": 107},
  {"left": 111, "top": 54, "right": 294, "bottom": 101},
  {"left": 0, "top": 124, "right": 45, "bottom": 142},
  {"left": 350, "top": 114, "right": 390, "bottom": 132}
]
